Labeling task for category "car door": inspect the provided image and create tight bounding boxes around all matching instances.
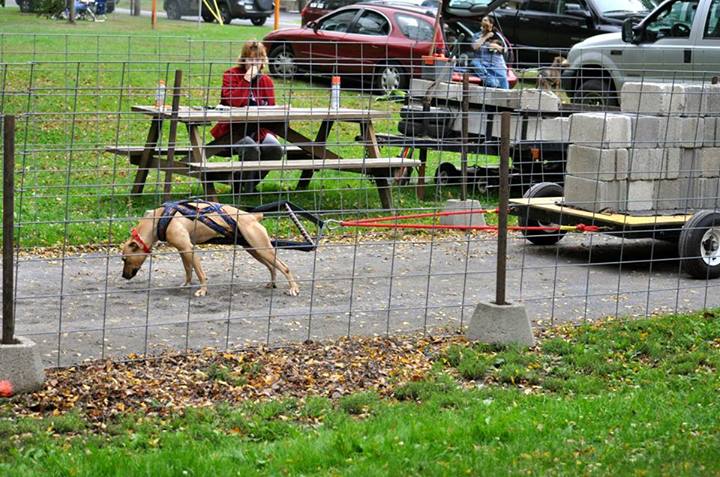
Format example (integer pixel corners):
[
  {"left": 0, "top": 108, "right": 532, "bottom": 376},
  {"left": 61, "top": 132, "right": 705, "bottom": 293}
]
[
  {"left": 514, "top": 0, "right": 559, "bottom": 61},
  {"left": 619, "top": 0, "right": 701, "bottom": 83},
  {"left": 692, "top": 0, "right": 720, "bottom": 81},
  {"left": 551, "top": 0, "right": 595, "bottom": 51},
  {"left": 342, "top": 9, "right": 393, "bottom": 76},
  {"left": 396, "top": 12, "right": 438, "bottom": 73},
  {"left": 295, "top": 8, "right": 362, "bottom": 74}
]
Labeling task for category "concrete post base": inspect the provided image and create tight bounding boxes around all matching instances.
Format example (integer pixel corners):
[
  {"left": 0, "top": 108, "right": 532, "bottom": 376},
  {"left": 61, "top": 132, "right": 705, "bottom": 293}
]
[
  {"left": 0, "top": 336, "right": 45, "bottom": 394},
  {"left": 466, "top": 301, "right": 535, "bottom": 347},
  {"left": 440, "top": 199, "right": 487, "bottom": 228}
]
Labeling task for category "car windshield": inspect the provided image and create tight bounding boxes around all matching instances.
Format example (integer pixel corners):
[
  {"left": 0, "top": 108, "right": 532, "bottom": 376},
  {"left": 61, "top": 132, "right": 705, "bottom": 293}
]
[{"left": 593, "top": 0, "right": 653, "bottom": 15}]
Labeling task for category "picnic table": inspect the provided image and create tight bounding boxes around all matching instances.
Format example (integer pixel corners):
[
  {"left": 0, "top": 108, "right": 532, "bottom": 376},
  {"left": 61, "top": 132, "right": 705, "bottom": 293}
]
[{"left": 108, "top": 105, "right": 420, "bottom": 209}]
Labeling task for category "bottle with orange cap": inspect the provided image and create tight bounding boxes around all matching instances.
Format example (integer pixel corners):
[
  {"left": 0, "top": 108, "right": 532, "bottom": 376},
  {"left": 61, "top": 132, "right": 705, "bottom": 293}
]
[{"left": 330, "top": 76, "right": 341, "bottom": 110}]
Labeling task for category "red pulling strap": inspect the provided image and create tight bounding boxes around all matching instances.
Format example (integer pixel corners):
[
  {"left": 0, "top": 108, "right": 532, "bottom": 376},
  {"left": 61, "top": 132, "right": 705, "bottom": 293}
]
[
  {"left": 574, "top": 224, "right": 601, "bottom": 233},
  {"left": 131, "top": 228, "right": 152, "bottom": 253}
]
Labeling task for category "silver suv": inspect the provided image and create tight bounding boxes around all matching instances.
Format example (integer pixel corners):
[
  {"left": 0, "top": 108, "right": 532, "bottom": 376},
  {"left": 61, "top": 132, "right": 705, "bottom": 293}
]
[{"left": 562, "top": 0, "right": 720, "bottom": 105}]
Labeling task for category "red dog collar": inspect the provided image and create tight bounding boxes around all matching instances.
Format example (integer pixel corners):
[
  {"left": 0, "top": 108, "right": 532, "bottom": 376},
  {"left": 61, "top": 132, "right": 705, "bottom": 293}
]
[{"left": 131, "top": 228, "right": 152, "bottom": 253}]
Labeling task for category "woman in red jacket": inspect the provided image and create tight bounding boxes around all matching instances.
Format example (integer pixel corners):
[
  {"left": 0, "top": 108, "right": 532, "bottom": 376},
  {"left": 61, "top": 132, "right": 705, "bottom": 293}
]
[{"left": 208, "top": 40, "right": 282, "bottom": 194}]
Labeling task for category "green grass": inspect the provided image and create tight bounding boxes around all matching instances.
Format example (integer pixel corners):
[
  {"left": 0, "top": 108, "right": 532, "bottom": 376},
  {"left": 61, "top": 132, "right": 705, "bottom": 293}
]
[
  {"left": 1, "top": 311, "right": 719, "bottom": 476},
  {"left": 0, "top": 11, "right": 500, "bottom": 248}
]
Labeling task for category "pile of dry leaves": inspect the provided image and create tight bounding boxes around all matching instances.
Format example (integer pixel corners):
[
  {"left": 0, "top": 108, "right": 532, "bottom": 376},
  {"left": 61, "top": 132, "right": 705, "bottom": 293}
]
[{"left": 5, "top": 334, "right": 473, "bottom": 423}]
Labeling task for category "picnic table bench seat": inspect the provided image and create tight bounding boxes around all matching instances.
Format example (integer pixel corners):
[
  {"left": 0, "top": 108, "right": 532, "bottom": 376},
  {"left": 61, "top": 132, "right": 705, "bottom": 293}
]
[{"left": 187, "top": 157, "right": 421, "bottom": 173}]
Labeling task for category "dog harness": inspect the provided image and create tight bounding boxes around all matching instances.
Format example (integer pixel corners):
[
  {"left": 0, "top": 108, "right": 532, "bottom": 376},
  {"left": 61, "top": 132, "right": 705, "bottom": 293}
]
[
  {"left": 156, "top": 200, "right": 248, "bottom": 247},
  {"left": 155, "top": 199, "right": 323, "bottom": 252}
]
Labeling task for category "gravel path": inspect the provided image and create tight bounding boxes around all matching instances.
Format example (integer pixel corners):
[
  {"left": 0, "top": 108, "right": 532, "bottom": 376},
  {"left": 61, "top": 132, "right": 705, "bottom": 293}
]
[{"left": 12, "top": 232, "right": 720, "bottom": 367}]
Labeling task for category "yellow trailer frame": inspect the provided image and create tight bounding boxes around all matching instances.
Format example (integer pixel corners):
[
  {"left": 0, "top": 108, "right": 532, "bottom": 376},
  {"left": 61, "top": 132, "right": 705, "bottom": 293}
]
[{"left": 509, "top": 193, "right": 720, "bottom": 279}]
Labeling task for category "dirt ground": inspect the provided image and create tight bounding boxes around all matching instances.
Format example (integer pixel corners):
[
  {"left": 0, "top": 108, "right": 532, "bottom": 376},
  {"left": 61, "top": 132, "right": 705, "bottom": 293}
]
[{"left": 11, "top": 232, "right": 720, "bottom": 367}]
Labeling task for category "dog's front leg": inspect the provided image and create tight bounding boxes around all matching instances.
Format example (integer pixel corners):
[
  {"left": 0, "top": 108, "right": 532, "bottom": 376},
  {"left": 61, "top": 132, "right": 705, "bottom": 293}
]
[
  {"left": 178, "top": 248, "right": 208, "bottom": 296},
  {"left": 179, "top": 250, "right": 193, "bottom": 287},
  {"left": 190, "top": 251, "right": 208, "bottom": 297}
]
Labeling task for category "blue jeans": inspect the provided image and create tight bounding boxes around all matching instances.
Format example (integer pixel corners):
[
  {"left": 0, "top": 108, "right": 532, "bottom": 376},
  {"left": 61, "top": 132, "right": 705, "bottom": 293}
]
[{"left": 471, "top": 58, "right": 509, "bottom": 90}]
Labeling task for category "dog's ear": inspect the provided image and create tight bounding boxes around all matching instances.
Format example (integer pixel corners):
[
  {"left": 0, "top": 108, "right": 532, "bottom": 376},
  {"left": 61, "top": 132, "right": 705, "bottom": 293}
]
[{"left": 127, "top": 241, "right": 139, "bottom": 252}]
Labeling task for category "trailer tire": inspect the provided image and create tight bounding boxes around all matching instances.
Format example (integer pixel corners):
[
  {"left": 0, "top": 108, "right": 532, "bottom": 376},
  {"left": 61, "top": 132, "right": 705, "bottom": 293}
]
[
  {"left": 678, "top": 210, "right": 720, "bottom": 279},
  {"left": 398, "top": 119, "right": 426, "bottom": 137},
  {"left": 434, "top": 162, "right": 461, "bottom": 185},
  {"left": 519, "top": 182, "right": 566, "bottom": 245}
]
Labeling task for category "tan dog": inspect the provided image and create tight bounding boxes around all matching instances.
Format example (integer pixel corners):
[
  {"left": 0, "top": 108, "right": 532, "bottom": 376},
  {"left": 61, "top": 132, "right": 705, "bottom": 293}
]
[
  {"left": 121, "top": 201, "right": 299, "bottom": 297},
  {"left": 537, "top": 56, "right": 569, "bottom": 91}
]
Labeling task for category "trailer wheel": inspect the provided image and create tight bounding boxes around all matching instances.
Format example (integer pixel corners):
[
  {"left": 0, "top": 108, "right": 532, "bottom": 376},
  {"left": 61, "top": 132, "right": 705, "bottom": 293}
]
[
  {"left": 519, "top": 182, "right": 565, "bottom": 245},
  {"left": 678, "top": 210, "right": 720, "bottom": 279},
  {"left": 434, "top": 162, "right": 461, "bottom": 185}
]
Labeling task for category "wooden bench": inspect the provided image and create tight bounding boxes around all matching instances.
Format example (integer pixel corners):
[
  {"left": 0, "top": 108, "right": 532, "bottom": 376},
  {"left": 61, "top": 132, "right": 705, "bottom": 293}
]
[
  {"left": 187, "top": 157, "right": 421, "bottom": 173},
  {"left": 105, "top": 144, "right": 308, "bottom": 161}
]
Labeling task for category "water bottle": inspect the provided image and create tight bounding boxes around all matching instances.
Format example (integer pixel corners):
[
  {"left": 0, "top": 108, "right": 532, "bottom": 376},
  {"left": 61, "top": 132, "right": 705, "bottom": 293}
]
[
  {"left": 330, "top": 76, "right": 341, "bottom": 110},
  {"left": 155, "top": 80, "right": 166, "bottom": 109}
]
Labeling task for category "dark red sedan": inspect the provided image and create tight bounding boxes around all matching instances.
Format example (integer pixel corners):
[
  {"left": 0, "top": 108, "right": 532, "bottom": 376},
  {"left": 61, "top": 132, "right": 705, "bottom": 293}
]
[{"left": 264, "top": 2, "right": 515, "bottom": 93}]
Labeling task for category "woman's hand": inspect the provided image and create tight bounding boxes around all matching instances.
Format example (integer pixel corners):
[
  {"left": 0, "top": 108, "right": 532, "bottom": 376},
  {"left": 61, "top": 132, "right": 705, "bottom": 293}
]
[
  {"left": 489, "top": 42, "right": 504, "bottom": 53},
  {"left": 244, "top": 65, "right": 259, "bottom": 82}
]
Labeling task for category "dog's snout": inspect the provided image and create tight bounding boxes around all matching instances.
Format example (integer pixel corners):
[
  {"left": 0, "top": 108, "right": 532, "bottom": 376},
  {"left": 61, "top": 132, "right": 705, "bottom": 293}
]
[{"left": 122, "top": 269, "right": 138, "bottom": 280}]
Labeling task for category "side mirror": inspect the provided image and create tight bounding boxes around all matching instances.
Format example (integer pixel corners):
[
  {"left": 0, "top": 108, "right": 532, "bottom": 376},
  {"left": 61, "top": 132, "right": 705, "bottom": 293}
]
[
  {"left": 306, "top": 20, "right": 318, "bottom": 31},
  {"left": 621, "top": 17, "right": 636, "bottom": 43},
  {"left": 564, "top": 3, "right": 591, "bottom": 18}
]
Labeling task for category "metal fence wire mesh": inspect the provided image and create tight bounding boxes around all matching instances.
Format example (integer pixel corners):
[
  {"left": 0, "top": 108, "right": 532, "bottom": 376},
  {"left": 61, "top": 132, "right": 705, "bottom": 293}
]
[{"left": 1, "top": 36, "right": 719, "bottom": 368}]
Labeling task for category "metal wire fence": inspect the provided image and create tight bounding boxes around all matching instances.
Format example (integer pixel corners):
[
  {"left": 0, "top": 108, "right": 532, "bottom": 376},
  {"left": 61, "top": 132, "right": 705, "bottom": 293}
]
[{"left": 1, "top": 38, "right": 719, "bottom": 369}]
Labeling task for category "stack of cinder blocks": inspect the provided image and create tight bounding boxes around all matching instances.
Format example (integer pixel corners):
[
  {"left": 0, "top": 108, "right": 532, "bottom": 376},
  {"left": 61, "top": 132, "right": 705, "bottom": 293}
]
[{"left": 564, "top": 82, "right": 720, "bottom": 213}]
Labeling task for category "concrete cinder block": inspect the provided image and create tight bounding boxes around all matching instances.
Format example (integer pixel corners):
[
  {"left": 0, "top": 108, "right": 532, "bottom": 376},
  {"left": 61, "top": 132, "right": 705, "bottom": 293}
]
[
  {"left": 682, "top": 85, "right": 710, "bottom": 116},
  {"left": 698, "top": 148, "right": 720, "bottom": 177},
  {"left": 705, "top": 84, "right": 720, "bottom": 114},
  {"left": 626, "top": 114, "right": 666, "bottom": 148},
  {"left": 655, "top": 179, "right": 681, "bottom": 211},
  {"left": 491, "top": 114, "right": 522, "bottom": 140},
  {"left": 451, "top": 110, "right": 488, "bottom": 136},
  {"left": 664, "top": 117, "right": 704, "bottom": 148},
  {"left": 679, "top": 148, "right": 701, "bottom": 178},
  {"left": 440, "top": 199, "right": 487, "bottom": 228},
  {"left": 540, "top": 117, "right": 570, "bottom": 142},
  {"left": 466, "top": 301, "right": 535, "bottom": 347},
  {"left": 699, "top": 177, "right": 720, "bottom": 209},
  {"left": 569, "top": 113, "right": 633, "bottom": 148},
  {"left": 621, "top": 82, "right": 686, "bottom": 115},
  {"left": 627, "top": 148, "right": 665, "bottom": 180},
  {"left": 517, "top": 89, "right": 561, "bottom": 112},
  {"left": 0, "top": 336, "right": 45, "bottom": 395},
  {"left": 567, "top": 145, "right": 626, "bottom": 180},
  {"left": 663, "top": 148, "right": 682, "bottom": 179},
  {"left": 673, "top": 178, "right": 700, "bottom": 210},
  {"left": 625, "top": 180, "right": 656, "bottom": 212},
  {"left": 703, "top": 117, "right": 718, "bottom": 147},
  {"left": 564, "top": 175, "right": 626, "bottom": 212}
]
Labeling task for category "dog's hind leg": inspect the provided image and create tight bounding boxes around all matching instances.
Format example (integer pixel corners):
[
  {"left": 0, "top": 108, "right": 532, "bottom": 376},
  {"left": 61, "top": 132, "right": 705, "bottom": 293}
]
[
  {"left": 255, "top": 249, "right": 299, "bottom": 296},
  {"left": 246, "top": 249, "right": 277, "bottom": 289}
]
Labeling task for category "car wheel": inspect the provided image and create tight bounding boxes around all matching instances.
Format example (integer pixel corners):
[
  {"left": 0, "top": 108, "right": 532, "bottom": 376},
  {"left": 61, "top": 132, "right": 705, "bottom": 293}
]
[
  {"left": 269, "top": 44, "right": 297, "bottom": 79},
  {"left": 575, "top": 78, "right": 618, "bottom": 107},
  {"left": 251, "top": 16, "right": 267, "bottom": 26},
  {"left": 679, "top": 210, "right": 720, "bottom": 279},
  {"left": 201, "top": 9, "right": 215, "bottom": 22},
  {"left": 375, "top": 63, "right": 408, "bottom": 94},
  {"left": 219, "top": 2, "right": 232, "bottom": 24},
  {"left": 165, "top": 0, "right": 181, "bottom": 19},
  {"left": 18, "top": 0, "right": 32, "bottom": 12},
  {"left": 519, "top": 182, "right": 566, "bottom": 246}
]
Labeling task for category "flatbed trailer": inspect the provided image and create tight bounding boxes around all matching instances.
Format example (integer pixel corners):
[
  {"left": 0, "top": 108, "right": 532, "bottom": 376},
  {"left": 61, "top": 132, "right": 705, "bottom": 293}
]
[{"left": 509, "top": 183, "right": 720, "bottom": 279}]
